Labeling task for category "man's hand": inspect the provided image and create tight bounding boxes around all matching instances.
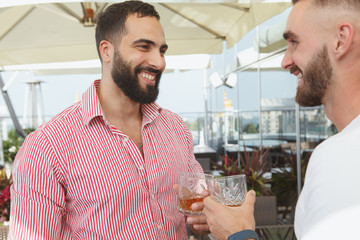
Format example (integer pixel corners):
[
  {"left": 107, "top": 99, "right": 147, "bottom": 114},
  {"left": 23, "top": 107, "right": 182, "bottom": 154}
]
[
  {"left": 186, "top": 201, "right": 210, "bottom": 235},
  {"left": 203, "top": 190, "right": 256, "bottom": 240},
  {"left": 173, "top": 184, "right": 211, "bottom": 235}
]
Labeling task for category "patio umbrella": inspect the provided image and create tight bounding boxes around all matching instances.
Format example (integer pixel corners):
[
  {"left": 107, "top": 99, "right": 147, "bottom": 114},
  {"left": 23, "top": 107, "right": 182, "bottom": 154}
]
[
  {"left": 0, "top": 0, "right": 291, "bottom": 67},
  {"left": 0, "top": 0, "right": 291, "bottom": 140}
]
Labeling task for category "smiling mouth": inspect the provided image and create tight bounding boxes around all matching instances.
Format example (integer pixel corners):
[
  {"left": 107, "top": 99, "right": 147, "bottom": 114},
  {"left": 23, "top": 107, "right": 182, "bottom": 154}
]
[
  {"left": 296, "top": 72, "right": 303, "bottom": 80},
  {"left": 140, "top": 72, "right": 155, "bottom": 81}
]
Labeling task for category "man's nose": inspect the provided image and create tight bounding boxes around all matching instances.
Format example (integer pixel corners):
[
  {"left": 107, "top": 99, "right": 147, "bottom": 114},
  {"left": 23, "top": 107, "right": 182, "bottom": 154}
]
[
  {"left": 281, "top": 49, "right": 293, "bottom": 70},
  {"left": 148, "top": 50, "right": 166, "bottom": 72}
]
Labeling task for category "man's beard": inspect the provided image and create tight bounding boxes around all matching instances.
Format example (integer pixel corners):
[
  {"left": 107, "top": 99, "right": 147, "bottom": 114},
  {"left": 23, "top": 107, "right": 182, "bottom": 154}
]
[
  {"left": 111, "top": 50, "right": 161, "bottom": 104},
  {"left": 292, "top": 46, "right": 332, "bottom": 107}
]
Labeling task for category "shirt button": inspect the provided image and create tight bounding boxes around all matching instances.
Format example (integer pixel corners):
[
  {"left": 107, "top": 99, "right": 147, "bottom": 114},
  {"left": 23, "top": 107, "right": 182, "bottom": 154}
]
[
  {"left": 139, "top": 166, "right": 144, "bottom": 171},
  {"left": 152, "top": 194, "right": 155, "bottom": 199},
  {"left": 123, "top": 138, "right": 129, "bottom": 143},
  {"left": 157, "top": 225, "right": 162, "bottom": 230}
]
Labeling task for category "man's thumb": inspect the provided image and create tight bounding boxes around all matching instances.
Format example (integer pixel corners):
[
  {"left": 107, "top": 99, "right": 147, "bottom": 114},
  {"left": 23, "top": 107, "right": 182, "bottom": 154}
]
[{"left": 242, "top": 190, "right": 256, "bottom": 209}]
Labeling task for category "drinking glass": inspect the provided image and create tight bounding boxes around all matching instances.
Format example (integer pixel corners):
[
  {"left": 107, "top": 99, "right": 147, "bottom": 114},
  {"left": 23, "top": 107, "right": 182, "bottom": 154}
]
[
  {"left": 177, "top": 172, "right": 214, "bottom": 216},
  {"left": 208, "top": 174, "right": 247, "bottom": 207}
]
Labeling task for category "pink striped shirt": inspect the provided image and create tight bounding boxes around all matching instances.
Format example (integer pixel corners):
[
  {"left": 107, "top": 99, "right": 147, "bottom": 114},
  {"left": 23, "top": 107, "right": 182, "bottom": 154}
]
[{"left": 10, "top": 80, "right": 202, "bottom": 239}]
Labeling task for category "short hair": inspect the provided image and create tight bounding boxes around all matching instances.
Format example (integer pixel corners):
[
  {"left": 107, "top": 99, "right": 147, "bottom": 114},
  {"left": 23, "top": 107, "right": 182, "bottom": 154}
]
[
  {"left": 293, "top": 0, "right": 360, "bottom": 10},
  {"left": 95, "top": 0, "right": 160, "bottom": 60}
]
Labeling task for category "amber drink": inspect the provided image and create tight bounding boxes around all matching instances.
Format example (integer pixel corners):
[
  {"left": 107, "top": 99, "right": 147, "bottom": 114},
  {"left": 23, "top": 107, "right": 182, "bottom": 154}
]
[
  {"left": 179, "top": 196, "right": 205, "bottom": 213},
  {"left": 177, "top": 172, "right": 213, "bottom": 216}
]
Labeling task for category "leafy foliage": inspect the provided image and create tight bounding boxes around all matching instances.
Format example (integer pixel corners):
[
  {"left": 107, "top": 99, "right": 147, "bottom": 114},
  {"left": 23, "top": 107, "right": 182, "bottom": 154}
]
[
  {"left": 243, "top": 123, "right": 259, "bottom": 133},
  {"left": 2, "top": 128, "right": 34, "bottom": 163},
  {"left": 213, "top": 146, "right": 273, "bottom": 196},
  {"left": 271, "top": 151, "right": 311, "bottom": 207}
]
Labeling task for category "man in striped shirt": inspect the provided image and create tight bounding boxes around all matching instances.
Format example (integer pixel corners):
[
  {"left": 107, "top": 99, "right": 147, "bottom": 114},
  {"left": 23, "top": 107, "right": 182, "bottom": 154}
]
[{"left": 9, "top": 1, "right": 208, "bottom": 239}]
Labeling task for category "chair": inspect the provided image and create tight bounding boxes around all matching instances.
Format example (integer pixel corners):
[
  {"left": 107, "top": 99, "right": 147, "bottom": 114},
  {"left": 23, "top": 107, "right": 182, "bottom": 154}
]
[
  {"left": 0, "top": 225, "right": 9, "bottom": 240},
  {"left": 255, "top": 196, "right": 295, "bottom": 240}
]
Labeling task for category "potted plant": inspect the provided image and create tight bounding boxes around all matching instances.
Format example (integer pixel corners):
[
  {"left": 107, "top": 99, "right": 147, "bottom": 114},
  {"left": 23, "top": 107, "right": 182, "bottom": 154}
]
[
  {"left": 213, "top": 146, "right": 273, "bottom": 196},
  {"left": 213, "top": 146, "right": 279, "bottom": 230},
  {"left": 271, "top": 150, "right": 311, "bottom": 223}
]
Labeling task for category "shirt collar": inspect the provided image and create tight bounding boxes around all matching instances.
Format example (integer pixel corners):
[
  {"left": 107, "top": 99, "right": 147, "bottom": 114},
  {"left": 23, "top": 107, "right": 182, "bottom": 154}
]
[
  {"left": 82, "top": 79, "right": 103, "bottom": 125},
  {"left": 81, "top": 79, "right": 162, "bottom": 126},
  {"left": 141, "top": 102, "right": 162, "bottom": 125}
]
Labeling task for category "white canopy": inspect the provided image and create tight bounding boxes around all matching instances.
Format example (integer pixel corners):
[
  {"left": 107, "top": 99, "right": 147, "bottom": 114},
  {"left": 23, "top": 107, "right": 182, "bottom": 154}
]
[
  {"left": 0, "top": 0, "right": 291, "bottom": 67},
  {"left": 236, "top": 47, "right": 285, "bottom": 71}
]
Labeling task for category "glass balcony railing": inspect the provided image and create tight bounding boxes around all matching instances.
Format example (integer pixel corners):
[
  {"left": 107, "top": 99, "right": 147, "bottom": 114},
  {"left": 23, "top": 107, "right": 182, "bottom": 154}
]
[{"left": 179, "top": 105, "right": 335, "bottom": 153}]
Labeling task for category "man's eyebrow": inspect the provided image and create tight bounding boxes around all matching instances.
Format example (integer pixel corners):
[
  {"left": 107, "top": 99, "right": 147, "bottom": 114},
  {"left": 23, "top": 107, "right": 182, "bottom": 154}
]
[
  {"left": 133, "top": 38, "right": 168, "bottom": 50},
  {"left": 283, "top": 31, "right": 297, "bottom": 40},
  {"left": 133, "top": 38, "right": 155, "bottom": 45}
]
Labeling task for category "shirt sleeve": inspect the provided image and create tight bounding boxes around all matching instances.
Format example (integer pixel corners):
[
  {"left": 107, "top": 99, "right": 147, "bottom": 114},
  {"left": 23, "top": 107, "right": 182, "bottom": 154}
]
[
  {"left": 9, "top": 130, "right": 66, "bottom": 239},
  {"left": 228, "top": 230, "right": 259, "bottom": 240}
]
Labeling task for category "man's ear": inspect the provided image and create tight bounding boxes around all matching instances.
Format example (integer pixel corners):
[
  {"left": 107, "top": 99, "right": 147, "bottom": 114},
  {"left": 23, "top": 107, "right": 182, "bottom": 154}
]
[
  {"left": 99, "top": 40, "right": 113, "bottom": 63},
  {"left": 334, "top": 22, "right": 354, "bottom": 60}
]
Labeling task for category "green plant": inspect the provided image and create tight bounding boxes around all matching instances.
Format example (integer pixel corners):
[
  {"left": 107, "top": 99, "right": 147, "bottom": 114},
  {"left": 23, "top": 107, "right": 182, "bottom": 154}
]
[
  {"left": 272, "top": 151, "right": 311, "bottom": 203},
  {"left": 2, "top": 128, "right": 34, "bottom": 163},
  {"left": 271, "top": 150, "right": 311, "bottom": 222},
  {"left": 213, "top": 146, "right": 273, "bottom": 196}
]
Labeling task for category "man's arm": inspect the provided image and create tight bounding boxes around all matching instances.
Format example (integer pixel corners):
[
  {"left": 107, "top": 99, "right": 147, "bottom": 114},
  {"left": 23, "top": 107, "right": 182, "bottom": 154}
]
[{"left": 9, "top": 131, "right": 66, "bottom": 239}]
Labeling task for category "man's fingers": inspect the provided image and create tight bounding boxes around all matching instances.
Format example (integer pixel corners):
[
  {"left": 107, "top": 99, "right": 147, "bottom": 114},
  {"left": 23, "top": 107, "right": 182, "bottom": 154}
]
[
  {"left": 187, "top": 215, "right": 207, "bottom": 225},
  {"left": 242, "top": 190, "right": 256, "bottom": 209},
  {"left": 173, "top": 184, "right": 179, "bottom": 194},
  {"left": 191, "top": 201, "right": 204, "bottom": 211},
  {"left": 201, "top": 189, "right": 210, "bottom": 197},
  {"left": 192, "top": 223, "right": 210, "bottom": 232}
]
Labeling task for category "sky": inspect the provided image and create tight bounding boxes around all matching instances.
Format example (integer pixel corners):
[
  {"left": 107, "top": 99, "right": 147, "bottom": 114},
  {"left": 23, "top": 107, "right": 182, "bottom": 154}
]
[{"left": 0, "top": 7, "right": 296, "bottom": 127}]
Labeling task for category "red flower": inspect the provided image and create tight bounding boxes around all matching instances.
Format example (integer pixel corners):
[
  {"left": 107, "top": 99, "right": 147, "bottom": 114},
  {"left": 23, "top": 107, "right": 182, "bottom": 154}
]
[{"left": 0, "top": 185, "right": 10, "bottom": 205}]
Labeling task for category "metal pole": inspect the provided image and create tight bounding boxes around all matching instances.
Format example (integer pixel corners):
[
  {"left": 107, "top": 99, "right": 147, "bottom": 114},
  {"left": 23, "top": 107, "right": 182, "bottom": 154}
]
[
  {"left": 235, "top": 43, "right": 241, "bottom": 167},
  {"left": 295, "top": 103, "right": 302, "bottom": 196},
  {"left": 0, "top": 73, "right": 26, "bottom": 138},
  {"left": 37, "top": 82, "right": 45, "bottom": 126},
  {"left": 203, "top": 69, "right": 209, "bottom": 146},
  {"left": 256, "top": 26, "right": 263, "bottom": 149},
  {"left": 31, "top": 83, "right": 36, "bottom": 128}
]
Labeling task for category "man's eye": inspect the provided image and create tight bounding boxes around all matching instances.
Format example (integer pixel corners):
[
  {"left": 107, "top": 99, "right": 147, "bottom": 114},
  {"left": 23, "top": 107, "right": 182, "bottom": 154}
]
[
  {"left": 138, "top": 45, "right": 149, "bottom": 50},
  {"left": 289, "top": 39, "right": 297, "bottom": 47}
]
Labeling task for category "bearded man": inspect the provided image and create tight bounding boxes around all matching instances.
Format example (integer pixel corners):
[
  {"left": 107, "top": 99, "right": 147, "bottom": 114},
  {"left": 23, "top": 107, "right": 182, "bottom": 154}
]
[
  {"left": 9, "top": 1, "right": 209, "bottom": 239},
  {"left": 202, "top": 0, "right": 360, "bottom": 239}
]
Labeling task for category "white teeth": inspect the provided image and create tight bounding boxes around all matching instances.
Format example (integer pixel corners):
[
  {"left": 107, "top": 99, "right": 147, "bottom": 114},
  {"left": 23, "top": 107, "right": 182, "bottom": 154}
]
[
  {"left": 141, "top": 73, "right": 155, "bottom": 81},
  {"left": 297, "top": 73, "right": 303, "bottom": 79}
]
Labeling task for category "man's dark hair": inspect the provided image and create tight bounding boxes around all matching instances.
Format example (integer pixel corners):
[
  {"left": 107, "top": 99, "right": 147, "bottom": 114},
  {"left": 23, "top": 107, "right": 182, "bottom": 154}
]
[{"left": 95, "top": 0, "right": 160, "bottom": 60}]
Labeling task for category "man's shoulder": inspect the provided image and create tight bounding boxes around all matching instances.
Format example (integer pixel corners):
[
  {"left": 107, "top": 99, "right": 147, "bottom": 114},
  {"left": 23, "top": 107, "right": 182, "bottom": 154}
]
[
  {"left": 157, "top": 107, "right": 186, "bottom": 126},
  {"left": 308, "top": 118, "right": 360, "bottom": 171},
  {"left": 38, "top": 101, "right": 83, "bottom": 134},
  {"left": 158, "top": 107, "right": 181, "bottom": 118},
  {"left": 316, "top": 121, "right": 360, "bottom": 151}
]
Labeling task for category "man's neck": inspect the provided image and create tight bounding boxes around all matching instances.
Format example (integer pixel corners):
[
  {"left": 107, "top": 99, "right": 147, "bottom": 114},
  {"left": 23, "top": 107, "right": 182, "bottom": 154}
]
[
  {"left": 97, "top": 78, "right": 142, "bottom": 129},
  {"left": 323, "top": 76, "right": 360, "bottom": 132}
]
